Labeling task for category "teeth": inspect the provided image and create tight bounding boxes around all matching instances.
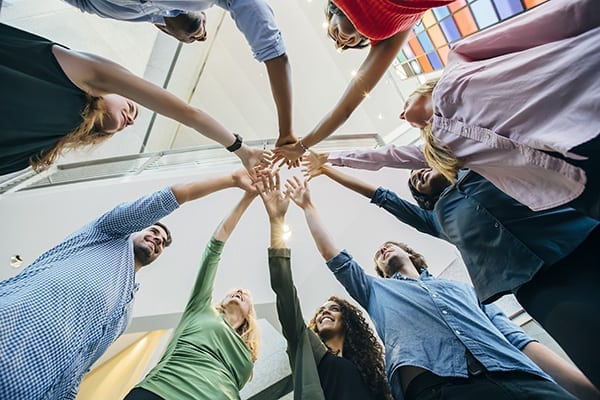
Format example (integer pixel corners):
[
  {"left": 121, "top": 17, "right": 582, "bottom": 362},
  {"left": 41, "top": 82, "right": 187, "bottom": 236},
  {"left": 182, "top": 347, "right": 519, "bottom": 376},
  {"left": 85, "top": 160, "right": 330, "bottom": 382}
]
[{"left": 321, "top": 317, "right": 333, "bottom": 323}]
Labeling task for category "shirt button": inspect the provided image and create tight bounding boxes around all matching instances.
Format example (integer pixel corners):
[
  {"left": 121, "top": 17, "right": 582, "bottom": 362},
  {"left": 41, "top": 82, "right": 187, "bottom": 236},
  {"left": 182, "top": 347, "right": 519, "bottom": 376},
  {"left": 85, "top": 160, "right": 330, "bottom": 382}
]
[
  {"left": 455, "top": 330, "right": 461, "bottom": 335},
  {"left": 442, "top": 310, "right": 448, "bottom": 314},
  {"left": 432, "top": 294, "right": 438, "bottom": 298},
  {"left": 494, "top": 223, "right": 499, "bottom": 228},
  {"left": 476, "top": 205, "right": 480, "bottom": 211}
]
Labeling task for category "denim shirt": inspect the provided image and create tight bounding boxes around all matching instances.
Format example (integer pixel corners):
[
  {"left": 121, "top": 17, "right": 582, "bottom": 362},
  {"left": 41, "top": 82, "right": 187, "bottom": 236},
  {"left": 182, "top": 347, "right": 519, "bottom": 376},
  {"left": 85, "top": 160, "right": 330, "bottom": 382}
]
[
  {"left": 64, "top": 0, "right": 286, "bottom": 62},
  {"left": 0, "top": 187, "right": 180, "bottom": 399},
  {"left": 370, "top": 170, "right": 598, "bottom": 303},
  {"left": 326, "top": 250, "right": 551, "bottom": 396}
]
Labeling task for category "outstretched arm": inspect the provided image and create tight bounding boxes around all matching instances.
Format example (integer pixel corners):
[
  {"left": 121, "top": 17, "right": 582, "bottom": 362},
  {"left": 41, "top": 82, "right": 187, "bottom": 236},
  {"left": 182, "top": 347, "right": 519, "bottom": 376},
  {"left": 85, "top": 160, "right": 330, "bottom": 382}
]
[
  {"left": 213, "top": 190, "right": 257, "bottom": 242},
  {"left": 522, "top": 342, "right": 600, "bottom": 400},
  {"left": 302, "top": 150, "right": 377, "bottom": 198},
  {"left": 52, "top": 46, "right": 267, "bottom": 172},
  {"left": 170, "top": 168, "right": 256, "bottom": 205},
  {"left": 265, "top": 55, "right": 297, "bottom": 148},
  {"left": 285, "top": 176, "right": 341, "bottom": 261},
  {"left": 272, "top": 31, "right": 409, "bottom": 163}
]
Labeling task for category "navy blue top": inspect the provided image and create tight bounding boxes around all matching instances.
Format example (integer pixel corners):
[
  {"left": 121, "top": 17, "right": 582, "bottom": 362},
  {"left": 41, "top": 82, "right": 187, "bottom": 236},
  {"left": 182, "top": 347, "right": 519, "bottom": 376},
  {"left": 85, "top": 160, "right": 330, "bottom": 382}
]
[{"left": 371, "top": 170, "right": 598, "bottom": 303}]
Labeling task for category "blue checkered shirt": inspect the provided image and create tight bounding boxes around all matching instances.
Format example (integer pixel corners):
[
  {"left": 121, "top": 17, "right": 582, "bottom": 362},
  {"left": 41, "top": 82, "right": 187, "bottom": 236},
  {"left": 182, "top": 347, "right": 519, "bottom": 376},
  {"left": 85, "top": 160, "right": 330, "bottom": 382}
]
[{"left": 0, "top": 187, "right": 179, "bottom": 399}]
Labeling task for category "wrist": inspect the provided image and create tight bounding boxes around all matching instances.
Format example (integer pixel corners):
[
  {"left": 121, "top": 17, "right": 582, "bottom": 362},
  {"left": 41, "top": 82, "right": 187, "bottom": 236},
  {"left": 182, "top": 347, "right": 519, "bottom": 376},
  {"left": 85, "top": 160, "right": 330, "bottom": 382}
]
[
  {"left": 226, "top": 133, "right": 243, "bottom": 152},
  {"left": 298, "top": 139, "right": 309, "bottom": 153}
]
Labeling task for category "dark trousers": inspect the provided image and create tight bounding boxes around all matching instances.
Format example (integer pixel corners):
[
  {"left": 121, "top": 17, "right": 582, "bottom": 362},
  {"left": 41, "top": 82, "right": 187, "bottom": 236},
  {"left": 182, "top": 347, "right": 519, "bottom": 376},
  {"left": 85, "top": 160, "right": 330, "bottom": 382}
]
[
  {"left": 402, "top": 371, "right": 575, "bottom": 400},
  {"left": 123, "top": 387, "right": 164, "bottom": 400},
  {"left": 516, "top": 226, "right": 600, "bottom": 389}
]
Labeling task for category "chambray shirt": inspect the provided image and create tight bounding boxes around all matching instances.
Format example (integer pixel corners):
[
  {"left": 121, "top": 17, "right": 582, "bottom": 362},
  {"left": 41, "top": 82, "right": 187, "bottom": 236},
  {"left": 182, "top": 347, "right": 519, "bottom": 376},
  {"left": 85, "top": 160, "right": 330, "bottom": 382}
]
[
  {"left": 0, "top": 187, "right": 179, "bottom": 399},
  {"left": 326, "top": 250, "right": 551, "bottom": 398},
  {"left": 371, "top": 170, "right": 598, "bottom": 303},
  {"left": 63, "top": 0, "right": 286, "bottom": 62}
]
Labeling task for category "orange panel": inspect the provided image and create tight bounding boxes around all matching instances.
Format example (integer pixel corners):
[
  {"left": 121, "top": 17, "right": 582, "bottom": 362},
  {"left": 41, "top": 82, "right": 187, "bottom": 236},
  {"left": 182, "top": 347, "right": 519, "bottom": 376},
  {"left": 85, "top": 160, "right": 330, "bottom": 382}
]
[
  {"left": 417, "top": 55, "right": 434, "bottom": 73},
  {"left": 453, "top": 8, "right": 478, "bottom": 36},
  {"left": 448, "top": 0, "right": 467, "bottom": 12},
  {"left": 408, "top": 37, "right": 425, "bottom": 57},
  {"left": 427, "top": 25, "right": 446, "bottom": 48},
  {"left": 422, "top": 10, "right": 437, "bottom": 28},
  {"left": 436, "top": 45, "right": 450, "bottom": 65},
  {"left": 523, "top": 0, "right": 548, "bottom": 8}
]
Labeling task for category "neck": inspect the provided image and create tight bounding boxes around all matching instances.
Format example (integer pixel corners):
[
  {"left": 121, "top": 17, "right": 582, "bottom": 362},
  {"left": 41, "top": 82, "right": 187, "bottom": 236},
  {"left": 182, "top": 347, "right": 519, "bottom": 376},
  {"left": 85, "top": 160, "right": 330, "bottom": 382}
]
[
  {"left": 134, "top": 260, "right": 142, "bottom": 273},
  {"left": 324, "top": 334, "right": 345, "bottom": 357},
  {"left": 224, "top": 308, "right": 246, "bottom": 331}
]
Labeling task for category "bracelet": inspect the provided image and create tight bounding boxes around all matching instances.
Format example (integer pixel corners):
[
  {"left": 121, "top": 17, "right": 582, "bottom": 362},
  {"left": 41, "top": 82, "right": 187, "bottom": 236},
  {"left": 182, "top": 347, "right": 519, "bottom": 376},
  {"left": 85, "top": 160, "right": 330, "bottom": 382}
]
[
  {"left": 298, "top": 139, "right": 309, "bottom": 152},
  {"left": 226, "top": 133, "right": 243, "bottom": 152}
]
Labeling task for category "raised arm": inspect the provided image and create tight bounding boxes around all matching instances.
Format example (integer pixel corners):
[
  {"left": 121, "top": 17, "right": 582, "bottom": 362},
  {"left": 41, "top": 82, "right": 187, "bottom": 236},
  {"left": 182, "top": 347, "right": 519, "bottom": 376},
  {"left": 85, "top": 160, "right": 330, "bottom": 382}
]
[
  {"left": 170, "top": 168, "right": 256, "bottom": 205},
  {"left": 265, "top": 55, "right": 296, "bottom": 147},
  {"left": 285, "top": 176, "right": 341, "bottom": 261},
  {"left": 272, "top": 31, "right": 409, "bottom": 163},
  {"left": 51, "top": 45, "right": 266, "bottom": 172},
  {"left": 521, "top": 342, "right": 600, "bottom": 400}
]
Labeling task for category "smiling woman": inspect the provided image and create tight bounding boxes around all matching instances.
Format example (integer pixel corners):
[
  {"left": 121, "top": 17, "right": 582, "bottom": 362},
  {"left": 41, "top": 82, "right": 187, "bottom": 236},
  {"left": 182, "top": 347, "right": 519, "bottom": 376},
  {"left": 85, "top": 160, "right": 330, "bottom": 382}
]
[{"left": 0, "top": 23, "right": 266, "bottom": 177}]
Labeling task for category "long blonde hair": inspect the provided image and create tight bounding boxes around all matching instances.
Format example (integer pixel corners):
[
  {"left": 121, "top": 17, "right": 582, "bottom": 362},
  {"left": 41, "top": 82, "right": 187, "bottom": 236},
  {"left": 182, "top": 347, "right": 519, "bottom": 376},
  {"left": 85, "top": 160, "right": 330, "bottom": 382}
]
[
  {"left": 216, "top": 294, "right": 261, "bottom": 362},
  {"left": 30, "top": 95, "right": 114, "bottom": 172},
  {"left": 412, "top": 77, "right": 461, "bottom": 182}
]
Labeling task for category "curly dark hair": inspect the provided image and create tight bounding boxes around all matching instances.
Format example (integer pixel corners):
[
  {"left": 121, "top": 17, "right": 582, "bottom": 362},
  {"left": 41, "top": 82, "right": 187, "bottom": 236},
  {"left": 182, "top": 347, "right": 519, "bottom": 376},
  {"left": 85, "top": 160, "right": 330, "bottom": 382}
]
[
  {"left": 308, "top": 296, "right": 392, "bottom": 400},
  {"left": 324, "top": 0, "right": 370, "bottom": 50}
]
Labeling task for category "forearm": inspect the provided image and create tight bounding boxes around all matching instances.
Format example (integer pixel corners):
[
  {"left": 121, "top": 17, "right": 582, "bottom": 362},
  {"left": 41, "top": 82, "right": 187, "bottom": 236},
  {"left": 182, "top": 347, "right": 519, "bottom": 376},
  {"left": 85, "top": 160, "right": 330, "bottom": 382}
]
[
  {"left": 265, "top": 54, "right": 294, "bottom": 139},
  {"left": 522, "top": 341, "right": 600, "bottom": 400},
  {"left": 214, "top": 193, "right": 256, "bottom": 242},
  {"left": 303, "top": 204, "right": 340, "bottom": 260},
  {"left": 322, "top": 165, "right": 376, "bottom": 198},
  {"left": 269, "top": 216, "right": 288, "bottom": 249},
  {"left": 171, "top": 174, "right": 235, "bottom": 204}
]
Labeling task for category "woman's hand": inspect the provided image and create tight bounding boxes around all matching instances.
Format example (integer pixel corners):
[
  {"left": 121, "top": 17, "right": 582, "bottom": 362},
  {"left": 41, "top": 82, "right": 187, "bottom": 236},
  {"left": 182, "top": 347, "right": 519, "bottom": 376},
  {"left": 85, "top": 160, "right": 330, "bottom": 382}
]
[
  {"left": 301, "top": 150, "right": 329, "bottom": 181},
  {"left": 284, "top": 175, "right": 313, "bottom": 210},
  {"left": 271, "top": 142, "right": 304, "bottom": 169}
]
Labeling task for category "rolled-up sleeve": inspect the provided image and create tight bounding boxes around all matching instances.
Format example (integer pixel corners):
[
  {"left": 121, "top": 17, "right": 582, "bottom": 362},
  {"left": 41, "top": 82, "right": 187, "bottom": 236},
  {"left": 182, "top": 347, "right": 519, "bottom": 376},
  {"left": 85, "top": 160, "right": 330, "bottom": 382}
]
[
  {"left": 217, "top": 0, "right": 286, "bottom": 61},
  {"left": 483, "top": 303, "right": 535, "bottom": 350},
  {"left": 326, "top": 250, "right": 373, "bottom": 309}
]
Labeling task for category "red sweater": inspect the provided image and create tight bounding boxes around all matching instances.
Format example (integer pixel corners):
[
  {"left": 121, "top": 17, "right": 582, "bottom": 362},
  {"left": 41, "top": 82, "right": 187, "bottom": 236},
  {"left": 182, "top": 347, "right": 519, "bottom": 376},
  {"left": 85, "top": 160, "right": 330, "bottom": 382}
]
[{"left": 333, "top": 0, "right": 454, "bottom": 45}]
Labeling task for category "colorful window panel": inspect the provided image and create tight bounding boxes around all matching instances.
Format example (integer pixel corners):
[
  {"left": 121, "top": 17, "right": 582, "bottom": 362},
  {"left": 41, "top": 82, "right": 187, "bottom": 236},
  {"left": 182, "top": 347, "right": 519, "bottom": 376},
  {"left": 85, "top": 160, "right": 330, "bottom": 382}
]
[{"left": 395, "top": 0, "right": 549, "bottom": 78}]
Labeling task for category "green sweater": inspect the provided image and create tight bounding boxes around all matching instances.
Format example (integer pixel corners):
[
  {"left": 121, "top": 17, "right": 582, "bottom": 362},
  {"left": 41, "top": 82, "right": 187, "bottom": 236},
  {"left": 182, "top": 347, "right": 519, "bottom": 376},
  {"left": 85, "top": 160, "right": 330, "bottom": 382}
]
[
  {"left": 138, "top": 238, "right": 253, "bottom": 399},
  {"left": 268, "top": 248, "right": 327, "bottom": 400}
]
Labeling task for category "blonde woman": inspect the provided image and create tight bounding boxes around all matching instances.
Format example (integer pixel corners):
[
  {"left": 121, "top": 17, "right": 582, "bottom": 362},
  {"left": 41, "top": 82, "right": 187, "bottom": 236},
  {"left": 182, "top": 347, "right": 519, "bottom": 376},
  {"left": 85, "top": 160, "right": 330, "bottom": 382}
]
[
  {"left": 1, "top": 23, "right": 266, "bottom": 175},
  {"left": 125, "top": 190, "right": 260, "bottom": 400},
  {"left": 305, "top": 0, "right": 600, "bottom": 219}
]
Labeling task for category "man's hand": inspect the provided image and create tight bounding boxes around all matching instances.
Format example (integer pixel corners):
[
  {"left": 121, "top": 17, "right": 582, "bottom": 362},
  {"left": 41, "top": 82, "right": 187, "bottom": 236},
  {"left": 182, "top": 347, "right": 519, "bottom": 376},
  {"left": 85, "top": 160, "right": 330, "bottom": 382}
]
[
  {"left": 271, "top": 142, "right": 304, "bottom": 169},
  {"left": 232, "top": 169, "right": 258, "bottom": 194}
]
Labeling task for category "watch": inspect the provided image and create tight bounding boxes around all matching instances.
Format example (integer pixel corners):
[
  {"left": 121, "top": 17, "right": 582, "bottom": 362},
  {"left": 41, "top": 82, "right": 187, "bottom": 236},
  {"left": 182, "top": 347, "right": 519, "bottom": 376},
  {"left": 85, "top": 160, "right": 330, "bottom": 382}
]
[{"left": 226, "top": 133, "right": 243, "bottom": 152}]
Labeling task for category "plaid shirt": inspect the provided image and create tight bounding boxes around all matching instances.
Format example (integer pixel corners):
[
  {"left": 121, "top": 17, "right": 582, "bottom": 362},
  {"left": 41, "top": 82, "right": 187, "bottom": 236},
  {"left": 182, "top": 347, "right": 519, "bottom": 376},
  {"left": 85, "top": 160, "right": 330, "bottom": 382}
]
[{"left": 0, "top": 187, "right": 179, "bottom": 399}]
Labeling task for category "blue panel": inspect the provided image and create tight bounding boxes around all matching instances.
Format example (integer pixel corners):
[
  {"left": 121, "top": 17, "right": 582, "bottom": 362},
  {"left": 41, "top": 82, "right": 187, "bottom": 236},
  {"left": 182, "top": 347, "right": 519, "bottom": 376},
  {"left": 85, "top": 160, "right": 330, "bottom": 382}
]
[
  {"left": 413, "top": 21, "right": 425, "bottom": 33},
  {"left": 471, "top": 0, "right": 499, "bottom": 29},
  {"left": 402, "top": 45, "right": 415, "bottom": 59},
  {"left": 493, "top": 0, "right": 523, "bottom": 19},
  {"left": 432, "top": 6, "right": 450, "bottom": 20},
  {"left": 427, "top": 51, "right": 444, "bottom": 70},
  {"left": 417, "top": 31, "right": 435, "bottom": 53},
  {"left": 439, "top": 17, "right": 461, "bottom": 42}
]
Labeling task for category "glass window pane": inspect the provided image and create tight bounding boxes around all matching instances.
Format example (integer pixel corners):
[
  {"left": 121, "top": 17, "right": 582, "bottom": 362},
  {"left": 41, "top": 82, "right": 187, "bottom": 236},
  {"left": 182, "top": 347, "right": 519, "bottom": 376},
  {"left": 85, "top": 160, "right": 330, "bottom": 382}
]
[
  {"left": 493, "top": 0, "right": 523, "bottom": 19},
  {"left": 437, "top": 45, "right": 451, "bottom": 65},
  {"left": 402, "top": 44, "right": 416, "bottom": 59},
  {"left": 426, "top": 51, "right": 444, "bottom": 70},
  {"left": 523, "top": 0, "right": 548, "bottom": 9},
  {"left": 453, "top": 7, "right": 478, "bottom": 36},
  {"left": 433, "top": 6, "right": 451, "bottom": 20},
  {"left": 417, "top": 55, "right": 434, "bottom": 73},
  {"left": 427, "top": 24, "right": 447, "bottom": 48},
  {"left": 448, "top": 0, "right": 468, "bottom": 12},
  {"left": 413, "top": 21, "right": 425, "bottom": 33},
  {"left": 408, "top": 37, "right": 425, "bottom": 57},
  {"left": 422, "top": 10, "right": 437, "bottom": 28},
  {"left": 439, "top": 17, "right": 462, "bottom": 42},
  {"left": 471, "top": 0, "right": 499, "bottom": 29},
  {"left": 417, "top": 31, "right": 435, "bottom": 53}
]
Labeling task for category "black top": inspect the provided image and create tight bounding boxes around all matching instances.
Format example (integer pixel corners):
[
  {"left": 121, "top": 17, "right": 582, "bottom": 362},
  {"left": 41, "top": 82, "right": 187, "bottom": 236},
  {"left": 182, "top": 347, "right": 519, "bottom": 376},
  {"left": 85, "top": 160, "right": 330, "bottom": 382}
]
[
  {"left": 318, "top": 352, "right": 375, "bottom": 400},
  {"left": 0, "top": 23, "right": 87, "bottom": 175}
]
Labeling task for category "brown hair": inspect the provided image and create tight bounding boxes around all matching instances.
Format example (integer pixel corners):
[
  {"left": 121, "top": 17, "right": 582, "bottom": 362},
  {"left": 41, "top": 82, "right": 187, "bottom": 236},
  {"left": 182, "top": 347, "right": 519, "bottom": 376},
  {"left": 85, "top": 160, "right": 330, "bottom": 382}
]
[
  {"left": 411, "top": 78, "right": 461, "bottom": 182},
  {"left": 309, "top": 296, "right": 392, "bottom": 400},
  {"left": 374, "top": 241, "right": 429, "bottom": 277},
  {"left": 216, "top": 291, "right": 261, "bottom": 362},
  {"left": 30, "top": 95, "right": 115, "bottom": 172},
  {"left": 153, "top": 222, "right": 173, "bottom": 247}
]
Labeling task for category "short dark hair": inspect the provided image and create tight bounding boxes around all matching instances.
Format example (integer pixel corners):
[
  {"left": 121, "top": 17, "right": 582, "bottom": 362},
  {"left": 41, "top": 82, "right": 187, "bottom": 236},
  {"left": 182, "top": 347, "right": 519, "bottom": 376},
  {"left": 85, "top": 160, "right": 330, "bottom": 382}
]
[
  {"left": 407, "top": 178, "right": 440, "bottom": 210},
  {"left": 154, "top": 221, "right": 173, "bottom": 247},
  {"left": 374, "top": 241, "right": 429, "bottom": 277}
]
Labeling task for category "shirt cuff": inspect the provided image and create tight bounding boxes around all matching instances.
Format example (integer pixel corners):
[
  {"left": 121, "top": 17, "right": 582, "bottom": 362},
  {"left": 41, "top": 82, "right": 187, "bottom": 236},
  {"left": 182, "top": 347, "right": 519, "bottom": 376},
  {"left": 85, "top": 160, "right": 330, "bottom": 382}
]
[
  {"left": 370, "top": 187, "right": 389, "bottom": 206},
  {"left": 326, "top": 249, "right": 353, "bottom": 273},
  {"left": 254, "top": 38, "right": 286, "bottom": 62},
  {"left": 268, "top": 247, "right": 291, "bottom": 258}
]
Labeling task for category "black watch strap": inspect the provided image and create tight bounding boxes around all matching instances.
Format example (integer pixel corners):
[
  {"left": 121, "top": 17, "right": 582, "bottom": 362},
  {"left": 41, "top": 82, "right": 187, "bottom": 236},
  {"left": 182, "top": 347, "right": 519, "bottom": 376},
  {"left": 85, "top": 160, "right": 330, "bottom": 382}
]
[{"left": 226, "top": 133, "right": 243, "bottom": 152}]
